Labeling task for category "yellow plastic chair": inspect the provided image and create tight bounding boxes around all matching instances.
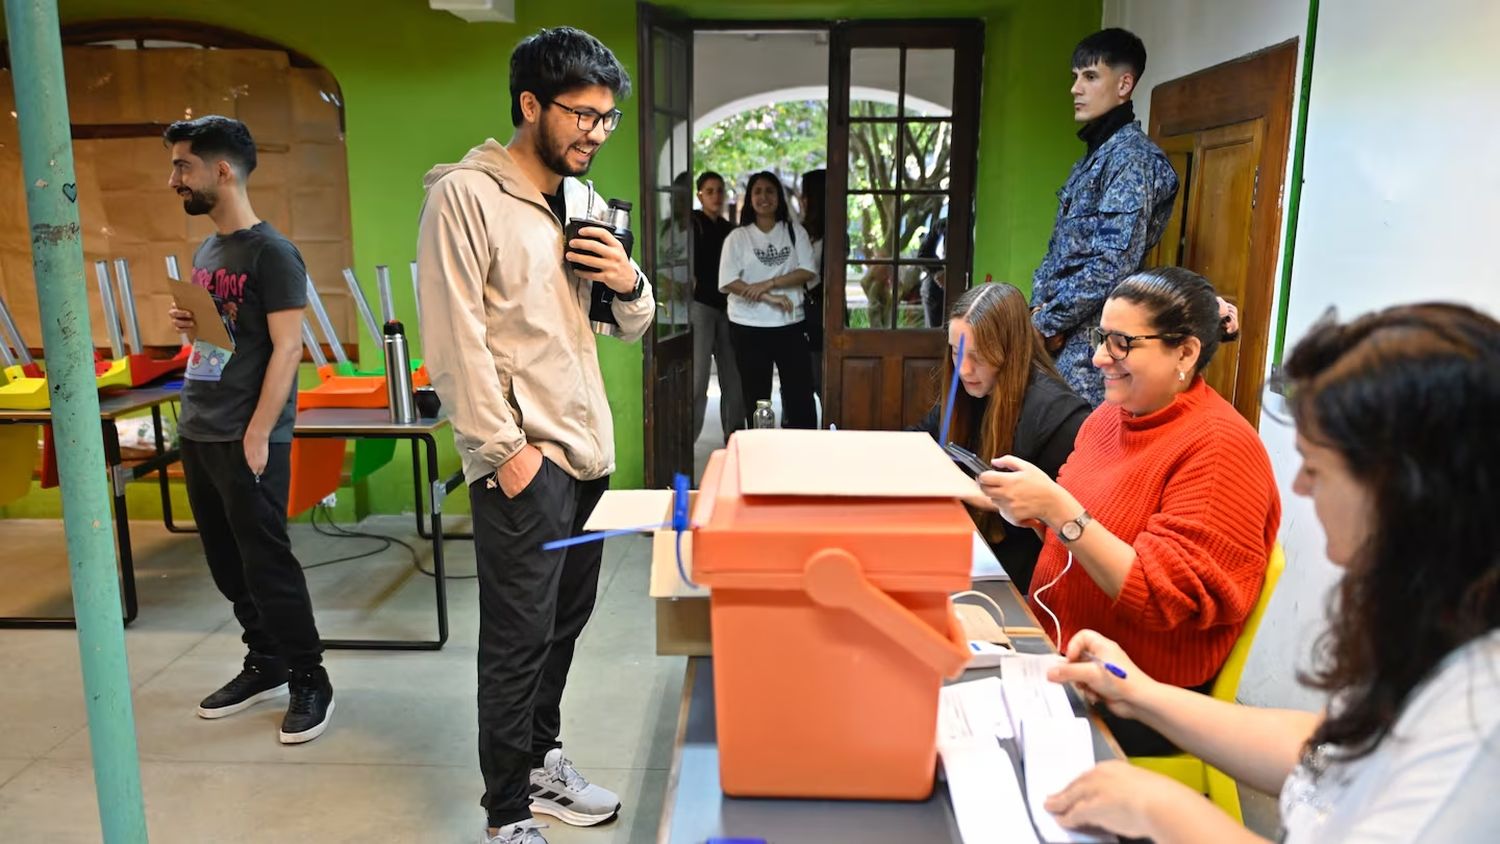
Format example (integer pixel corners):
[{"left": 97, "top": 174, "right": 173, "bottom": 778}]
[{"left": 1130, "top": 543, "right": 1286, "bottom": 824}]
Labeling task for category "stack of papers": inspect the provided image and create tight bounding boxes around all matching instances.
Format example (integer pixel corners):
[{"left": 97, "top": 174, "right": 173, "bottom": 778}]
[{"left": 938, "top": 657, "right": 1117, "bottom": 843}]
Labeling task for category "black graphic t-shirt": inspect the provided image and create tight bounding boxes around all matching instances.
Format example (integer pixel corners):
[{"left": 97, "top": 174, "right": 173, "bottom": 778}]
[{"left": 179, "top": 221, "right": 307, "bottom": 443}]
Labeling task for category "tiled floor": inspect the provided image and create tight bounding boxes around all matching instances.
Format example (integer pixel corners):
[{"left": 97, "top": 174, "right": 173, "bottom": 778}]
[{"left": 0, "top": 518, "right": 677, "bottom": 843}]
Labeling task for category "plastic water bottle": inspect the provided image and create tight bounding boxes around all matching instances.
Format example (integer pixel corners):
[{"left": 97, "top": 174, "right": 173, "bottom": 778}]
[{"left": 752, "top": 399, "right": 776, "bottom": 430}]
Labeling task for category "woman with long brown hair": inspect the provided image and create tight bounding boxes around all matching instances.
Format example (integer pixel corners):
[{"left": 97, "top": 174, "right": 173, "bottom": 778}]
[
  {"left": 914, "top": 282, "right": 1090, "bottom": 590},
  {"left": 1040, "top": 302, "right": 1500, "bottom": 842}
]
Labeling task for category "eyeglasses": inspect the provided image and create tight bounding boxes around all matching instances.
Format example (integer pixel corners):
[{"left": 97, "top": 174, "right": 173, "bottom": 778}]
[
  {"left": 546, "top": 100, "right": 623, "bottom": 133},
  {"left": 1089, "top": 326, "right": 1186, "bottom": 360}
]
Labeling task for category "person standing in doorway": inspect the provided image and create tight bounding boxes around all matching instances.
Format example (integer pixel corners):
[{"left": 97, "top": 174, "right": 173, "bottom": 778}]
[
  {"left": 163, "top": 116, "right": 334, "bottom": 744},
  {"left": 690, "top": 170, "right": 743, "bottom": 441},
  {"left": 720, "top": 171, "right": 818, "bottom": 429},
  {"left": 1030, "top": 28, "right": 1179, "bottom": 406},
  {"left": 415, "top": 27, "right": 653, "bottom": 844}
]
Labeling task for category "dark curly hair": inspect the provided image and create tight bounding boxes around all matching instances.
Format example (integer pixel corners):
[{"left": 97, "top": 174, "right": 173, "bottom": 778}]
[
  {"left": 1285, "top": 302, "right": 1500, "bottom": 760},
  {"left": 509, "top": 26, "right": 631, "bottom": 127}
]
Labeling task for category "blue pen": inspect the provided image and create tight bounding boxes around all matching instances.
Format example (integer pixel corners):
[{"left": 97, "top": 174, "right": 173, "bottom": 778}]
[{"left": 1088, "top": 654, "right": 1128, "bottom": 679}]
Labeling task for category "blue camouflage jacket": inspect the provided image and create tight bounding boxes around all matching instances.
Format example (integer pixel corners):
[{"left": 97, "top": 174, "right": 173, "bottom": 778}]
[{"left": 1031, "top": 120, "right": 1178, "bottom": 405}]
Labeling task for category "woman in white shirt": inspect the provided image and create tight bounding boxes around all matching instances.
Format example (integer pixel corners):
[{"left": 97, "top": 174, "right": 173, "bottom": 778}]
[
  {"left": 1040, "top": 302, "right": 1500, "bottom": 843},
  {"left": 718, "top": 171, "right": 818, "bottom": 429}
]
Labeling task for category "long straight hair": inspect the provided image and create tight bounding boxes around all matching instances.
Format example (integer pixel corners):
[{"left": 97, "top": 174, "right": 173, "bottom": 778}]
[
  {"left": 938, "top": 282, "right": 1068, "bottom": 539},
  {"left": 739, "top": 171, "right": 796, "bottom": 245}
]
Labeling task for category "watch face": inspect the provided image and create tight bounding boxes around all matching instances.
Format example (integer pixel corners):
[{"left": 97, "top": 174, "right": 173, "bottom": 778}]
[{"left": 1061, "top": 521, "right": 1083, "bottom": 541}]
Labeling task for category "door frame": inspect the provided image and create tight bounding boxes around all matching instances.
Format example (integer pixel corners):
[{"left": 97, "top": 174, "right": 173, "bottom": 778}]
[
  {"left": 823, "top": 19, "right": 984, "bottom": 430},
  {"left": 1148, "top": 40, "right": 1298, "bottom": 426},
  {"left": 638, "top": 2, "right": 695, "bottom": 488}
]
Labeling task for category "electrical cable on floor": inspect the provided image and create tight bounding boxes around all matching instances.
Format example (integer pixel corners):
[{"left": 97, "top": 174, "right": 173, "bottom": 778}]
[{"left": 301, "top": 504, "right": 478, "bottom": 580}]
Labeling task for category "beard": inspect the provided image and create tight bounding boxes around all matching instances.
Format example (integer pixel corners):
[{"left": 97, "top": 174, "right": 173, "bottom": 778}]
[
  {"left": 179, "top": 187, "right": 216, "bottom": 216},
  {"left": 537, "top": 119, "right": 594, "bottom": 178}
]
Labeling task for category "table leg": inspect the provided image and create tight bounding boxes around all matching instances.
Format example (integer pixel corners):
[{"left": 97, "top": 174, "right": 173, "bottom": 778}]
[
  {"left": 320, "top": 433, "right": 448, "bottom": 650},
  {"left": 153, "top": 404, "right": 195, "bottom": 534},
  {"left": 425, "top": 434, "right": 450, "bottom": 647},
  {"left": 103, "top": 420, "right": 139, "bottom": 625},
  {"left": 414, "top": 439, "right": 472, "bottom": 541}
]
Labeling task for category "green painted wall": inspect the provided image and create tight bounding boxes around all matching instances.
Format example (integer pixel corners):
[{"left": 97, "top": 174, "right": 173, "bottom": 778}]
[
  {"left": 5, "top": 0, "right": 644, "bottom": 520},
  {"left": 4, "top": 0, "right": 1099, "bottom": 520}
]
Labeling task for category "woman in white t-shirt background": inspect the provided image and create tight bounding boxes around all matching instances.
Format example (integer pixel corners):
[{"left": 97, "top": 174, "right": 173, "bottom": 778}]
[
  {"left": 1037, "top": 302, "right": 1500, "bottom": 843},
  {"left": 718, "top": 171, "right": 819, "bottom": 429}
]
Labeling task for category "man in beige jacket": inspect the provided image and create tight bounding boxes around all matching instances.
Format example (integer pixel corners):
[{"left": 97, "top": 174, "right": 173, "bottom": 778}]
[{"left": 414, "top": 27, "right": 652, "bottom": 844}]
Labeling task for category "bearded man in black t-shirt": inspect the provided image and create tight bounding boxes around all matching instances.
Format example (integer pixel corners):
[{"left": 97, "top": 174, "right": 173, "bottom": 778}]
[{"left": 164, "top": 116, "right": 333, "bottom": 744}]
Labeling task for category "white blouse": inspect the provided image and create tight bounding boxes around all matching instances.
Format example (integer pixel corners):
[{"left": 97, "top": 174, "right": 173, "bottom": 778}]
[{"left": 1279, "top": 630, "right": 1500, "bottom": 843}]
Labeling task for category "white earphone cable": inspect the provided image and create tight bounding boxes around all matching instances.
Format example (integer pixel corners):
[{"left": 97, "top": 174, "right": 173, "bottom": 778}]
[{"left": 1031, "top": 551, "right": 1074, "bottom": 646}]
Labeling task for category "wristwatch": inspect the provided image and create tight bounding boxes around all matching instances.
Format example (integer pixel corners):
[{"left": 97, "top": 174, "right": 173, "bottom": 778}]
[
  {"left": 1057, "top": 510, "right": 1093, "bottom": 543},
  {"left": 615, "top": 272, "right": 645, "bottom": 302}
]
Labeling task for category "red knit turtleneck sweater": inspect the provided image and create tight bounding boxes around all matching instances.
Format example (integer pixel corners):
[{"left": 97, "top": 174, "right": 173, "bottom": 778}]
[{"left": 1027, "top": 377, "right": 1281, "bottom": 687}]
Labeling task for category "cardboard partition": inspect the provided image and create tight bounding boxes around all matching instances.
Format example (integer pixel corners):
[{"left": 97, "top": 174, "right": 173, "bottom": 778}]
[
  {"left": 586, "top": 488, "right": 710, "bottom": 655},
  {"left": 732, "top": 428, "right": 978, "bottom": 498}
]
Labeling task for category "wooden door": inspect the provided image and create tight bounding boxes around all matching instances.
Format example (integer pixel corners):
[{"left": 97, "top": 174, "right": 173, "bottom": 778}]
[
  {"left": 823, "top": 21, "right": 984, "bottom": 430},
  {"left": 1147, "top": 41, "right": 1298, "bottom": 426},
  {"left": 1183, "top": 120, "right": 1264, "bottom": 408},
  {"left": 638, "top": 3, "right": 694, "bottom": 487}
]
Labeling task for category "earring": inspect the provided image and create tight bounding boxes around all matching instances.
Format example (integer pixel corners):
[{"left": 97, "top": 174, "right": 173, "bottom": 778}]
[{"left": 1177, "top": 370, "right": 1186, "bottom": 383}]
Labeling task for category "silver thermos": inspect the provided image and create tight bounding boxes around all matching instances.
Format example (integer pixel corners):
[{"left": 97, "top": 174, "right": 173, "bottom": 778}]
[{"left": 383, "top": 320, "right": 416, "bottom": 423}]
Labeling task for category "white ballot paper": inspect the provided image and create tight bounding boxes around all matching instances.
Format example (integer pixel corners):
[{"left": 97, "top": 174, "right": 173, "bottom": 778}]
[
  {"left": 941, "top": 736, "right": 1041, "bottom": 844},
  {"left": 939, "top": 677, "right": 1015, "bottom": 744},
  {"left": 1021, "top": 717, "right": 1118, "bottom": 843},
  {"left": 999, "top": 653, "right": 1075, "bottom": 737}
]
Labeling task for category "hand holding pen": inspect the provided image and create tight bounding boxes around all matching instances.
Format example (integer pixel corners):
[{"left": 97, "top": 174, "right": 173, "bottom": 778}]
[{"left": 1045, "top": 628, "right": 1154, "bottom": 721}]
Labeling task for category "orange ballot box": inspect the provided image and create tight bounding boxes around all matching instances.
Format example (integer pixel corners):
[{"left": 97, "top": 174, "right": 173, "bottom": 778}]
[{"left": 683, "top": 429, "right": 976, "bottom": 801}]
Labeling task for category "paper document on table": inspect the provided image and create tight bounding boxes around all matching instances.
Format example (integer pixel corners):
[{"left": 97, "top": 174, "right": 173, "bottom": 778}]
[
  {"left": 941, "top": 736, "right": 1041, "bottom": 844},
  {"left": 938, "top": 677, "right": 1014, "bottom": 744},
  {"left": 1000, "top": 653, "right": 1075, "bottom": 737},
  {"left": 970, "top": 531, "right": 1010, "bottom": 581},
  {"left": 1022, "top": 717, "right": 1117, "bottom": 843}
]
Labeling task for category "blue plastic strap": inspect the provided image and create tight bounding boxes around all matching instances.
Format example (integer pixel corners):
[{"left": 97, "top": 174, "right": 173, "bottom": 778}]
[
  {"left": 540, "top": 523, "right": 667, "bottom": 552},
  {"left": 939, "top": 332, "right": 966, "bottom": 448}
]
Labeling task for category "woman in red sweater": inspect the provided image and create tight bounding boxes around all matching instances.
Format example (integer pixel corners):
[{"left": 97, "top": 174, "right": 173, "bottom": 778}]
[{"left": 981, "top": 267, "right": 1280, "bottom": 754}]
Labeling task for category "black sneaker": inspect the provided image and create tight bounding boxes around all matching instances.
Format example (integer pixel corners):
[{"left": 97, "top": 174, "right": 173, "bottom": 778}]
[
  {"left": 279, "top": 666, "right": 334, "bottom": 745},
  {"left": 197, "top": 656, "right": 289, "bottom": 720}
]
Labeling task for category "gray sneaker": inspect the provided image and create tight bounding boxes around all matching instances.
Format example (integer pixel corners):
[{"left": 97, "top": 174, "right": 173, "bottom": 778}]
[
  {"left": 482, "top": 819, "right": 547, "bottom": 844},
  {"left": 528, "top": 748, "right": 621, "bottom": 826}
]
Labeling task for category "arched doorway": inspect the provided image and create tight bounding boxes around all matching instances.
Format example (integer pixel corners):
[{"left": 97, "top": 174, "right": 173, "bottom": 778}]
[{"left": 0, "top": 20, "right": 357, "bottom": 352}]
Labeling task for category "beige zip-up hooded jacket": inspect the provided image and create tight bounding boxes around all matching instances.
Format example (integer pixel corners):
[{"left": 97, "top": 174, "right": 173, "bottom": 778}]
[{"left": 416, "top": 140, "right": 654, "bottom": 486}]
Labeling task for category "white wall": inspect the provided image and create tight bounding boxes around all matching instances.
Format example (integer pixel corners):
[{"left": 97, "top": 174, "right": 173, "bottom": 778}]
[
  {"left": 1102, "top": 0, "right": 1308, "bottom": 130},
  {"left": 1106, "top": 0, "right": 1500, "bottom": 711}
]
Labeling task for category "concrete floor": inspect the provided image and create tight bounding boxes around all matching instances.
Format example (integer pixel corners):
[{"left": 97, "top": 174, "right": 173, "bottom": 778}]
[{"left": 0, "top": 517, "right": 676, "bottom": 843}]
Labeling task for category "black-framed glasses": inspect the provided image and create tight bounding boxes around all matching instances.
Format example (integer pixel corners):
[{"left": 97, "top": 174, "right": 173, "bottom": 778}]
[
  {"left": 1089, "top": 326, "right": 1186, "bottom": 360},
  {"left": 546, "top": 100, "right": 623, "bottom": 133}
]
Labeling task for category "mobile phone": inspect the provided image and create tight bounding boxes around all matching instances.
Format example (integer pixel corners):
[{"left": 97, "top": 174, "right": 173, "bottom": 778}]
[{"left": 945, "top": 442, "right": 990, "bottom": 478}]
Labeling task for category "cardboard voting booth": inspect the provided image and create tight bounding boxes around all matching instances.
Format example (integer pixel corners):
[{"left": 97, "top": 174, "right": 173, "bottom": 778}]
[{"left": 589, "top": 429, "right": 978, "bottom": 801}]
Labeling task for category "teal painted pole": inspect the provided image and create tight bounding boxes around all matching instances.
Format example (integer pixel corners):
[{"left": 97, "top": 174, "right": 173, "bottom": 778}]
[{"left": 4, "top": 1, "right": 148, "bottom": 841}]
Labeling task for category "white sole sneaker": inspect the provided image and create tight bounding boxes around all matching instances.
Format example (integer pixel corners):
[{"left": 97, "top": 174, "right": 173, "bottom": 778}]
[
  {"left": 196, "top": 683, "right": 288, "bottom": 720},
  {"left": 278, "top": 697, "right": 334, "bottom": 745},
  {"left": 529, "top": 796, "right": 619, "bottom": 827}
]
